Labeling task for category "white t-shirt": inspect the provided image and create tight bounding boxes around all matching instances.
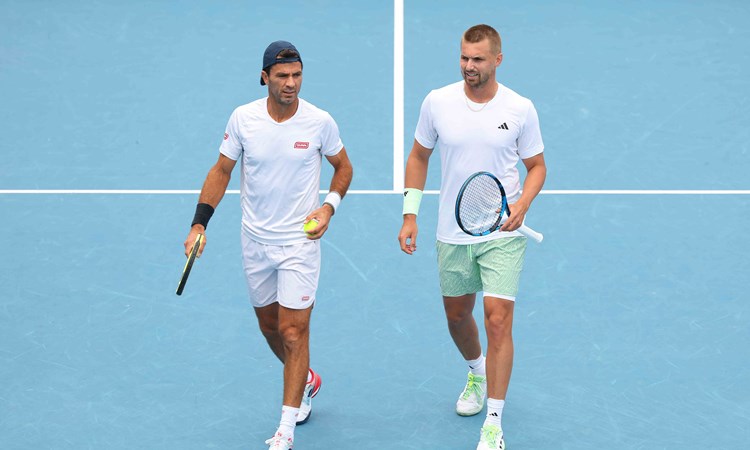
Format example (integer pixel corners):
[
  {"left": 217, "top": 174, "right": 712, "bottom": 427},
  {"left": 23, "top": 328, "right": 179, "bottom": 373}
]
[
  {"left": 415, "top": 81, "right": 544, "bottom": 244},
  {"left": 220, "top": 97, "right": 344, "bottom": 245}
]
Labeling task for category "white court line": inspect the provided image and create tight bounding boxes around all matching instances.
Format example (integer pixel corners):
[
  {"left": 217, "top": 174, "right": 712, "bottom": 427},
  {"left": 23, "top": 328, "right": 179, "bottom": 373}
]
[
  {"left": 540, "top": 190, "right": 750, "bottom": 195},
  {"left": 1, "top": 190, "right": 748, "bottom": 195},
  {"left": 0, "top": 190, "right": 397, "bottom": 195},
  {"left": 392, "top": 0, "right": 404, "bottom": 193}
]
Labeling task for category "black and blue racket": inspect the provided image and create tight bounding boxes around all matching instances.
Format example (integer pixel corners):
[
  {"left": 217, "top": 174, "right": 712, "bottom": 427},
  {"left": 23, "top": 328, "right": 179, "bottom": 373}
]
[{"left": 455, "top": 171, "right": 543, "bottom": 243}]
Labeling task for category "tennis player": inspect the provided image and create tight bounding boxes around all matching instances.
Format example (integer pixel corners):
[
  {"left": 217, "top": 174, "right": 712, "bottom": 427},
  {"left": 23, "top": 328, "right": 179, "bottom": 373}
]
[
  {"left": 183, "top": 40, "right": 353, "bottom": 450},
  {"left": 397, "top": 24, "right": 546, "bottom": 450}
]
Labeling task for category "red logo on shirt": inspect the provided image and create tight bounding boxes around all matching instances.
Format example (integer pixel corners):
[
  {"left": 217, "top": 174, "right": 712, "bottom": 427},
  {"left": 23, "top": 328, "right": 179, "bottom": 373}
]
[
  {"left": 294, "top": 141, "right": 309, "bottom": 149},
  {"left": 223, "top": 133, "right": 229, "bottom": 141}
]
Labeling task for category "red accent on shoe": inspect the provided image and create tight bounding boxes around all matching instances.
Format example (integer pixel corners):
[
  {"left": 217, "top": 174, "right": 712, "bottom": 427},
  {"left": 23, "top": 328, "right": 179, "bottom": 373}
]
[{"left": 308, "top": 368, "right": 322, "bottom": 398}]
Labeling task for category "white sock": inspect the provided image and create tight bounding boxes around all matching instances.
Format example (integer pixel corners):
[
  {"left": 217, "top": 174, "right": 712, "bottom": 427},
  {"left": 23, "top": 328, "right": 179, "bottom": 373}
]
[
  {"left": 484, "top": 398, "right": 505, "bottom": 428},
  {"left": 466, "top": 355, "right": 486, "bottom": 376},
  {"left": 278, "top": 405, "right": 299, "bottom": 436},
  {"left": 306, "top": 369, "right": 313, "bottom": 383}
]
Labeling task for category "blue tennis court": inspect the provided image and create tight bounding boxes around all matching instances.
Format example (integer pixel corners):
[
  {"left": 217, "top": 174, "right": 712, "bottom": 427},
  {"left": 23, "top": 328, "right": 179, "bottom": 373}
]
[{"left": 2, "top": 1, "right": 749, "bottom": 449}]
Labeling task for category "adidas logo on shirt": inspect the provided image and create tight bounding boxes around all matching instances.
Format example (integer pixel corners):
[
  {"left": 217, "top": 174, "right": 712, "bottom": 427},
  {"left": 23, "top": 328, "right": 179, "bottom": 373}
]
[{"left": 498, "top": 123, "right": 509, "bottom": 130}]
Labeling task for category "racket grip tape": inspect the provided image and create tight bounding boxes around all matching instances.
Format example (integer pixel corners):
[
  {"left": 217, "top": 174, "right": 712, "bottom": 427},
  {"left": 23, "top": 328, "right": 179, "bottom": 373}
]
[
  {"left": 499, "top": 211, "right": 543, "bottom": 243},
  {"left": 518, "top": 225, "right": 544, "bottom": 243}
]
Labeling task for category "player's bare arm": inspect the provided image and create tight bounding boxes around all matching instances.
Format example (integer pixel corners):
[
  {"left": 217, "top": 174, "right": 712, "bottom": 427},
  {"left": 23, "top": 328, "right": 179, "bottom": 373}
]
[
  {"left": 398, "top": 140, "right": 433, "bottom": 255},
  {"left": 184, "top": 153, "right": 238, "bottom": 257},
  {"left": 304, "top": 148, "right": 353, "bottom": 240},
  {"left": 501, "top": 152, "right": 546, "bottom": 232}
]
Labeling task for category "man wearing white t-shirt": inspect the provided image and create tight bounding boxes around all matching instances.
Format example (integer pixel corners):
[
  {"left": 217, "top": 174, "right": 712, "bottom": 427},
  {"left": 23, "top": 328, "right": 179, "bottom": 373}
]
[
  {"left": 183, "top": 41, "right": 353, "bottom": 450},
  {"left": 398, "top": 25, "right": 546, "bottom": 450}
]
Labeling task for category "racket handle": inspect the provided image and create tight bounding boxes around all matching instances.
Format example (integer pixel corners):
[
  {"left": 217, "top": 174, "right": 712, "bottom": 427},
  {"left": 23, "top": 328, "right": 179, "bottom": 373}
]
[
  {"left": 499, "top": 211, "right": 544, "bottom": 243},
  {"left": 517, "top": 224, "right": 544, "bottom": 243}
]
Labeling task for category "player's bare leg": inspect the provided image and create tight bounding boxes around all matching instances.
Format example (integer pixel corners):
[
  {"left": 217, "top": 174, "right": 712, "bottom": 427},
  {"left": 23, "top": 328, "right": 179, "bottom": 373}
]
[
  {"left": 277, "top": 304, "right": 312, "bottom": 409},
  {"left": 443, "top": 293, "right": 482, "bottom": 360},
  {"left": 255, "top": 303, "right": 285, "bottom": 362},
  {"left": 254, "top": 303, "right": 313, "bottom": 407},
  {"left": 444, "top": 293, "right": 488, "bottom": 416},
  {"left": 474, "top": 296, "right": 514, "bottom": 450},
  {"left": 259, "top": 303, "right": 313, "bottom": 449},
  {"left": 482, "top": 297, "right": 514, "bottom": 400}
]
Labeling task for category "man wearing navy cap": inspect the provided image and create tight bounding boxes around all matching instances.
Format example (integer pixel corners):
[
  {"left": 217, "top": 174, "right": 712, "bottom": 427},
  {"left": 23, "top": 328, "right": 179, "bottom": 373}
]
[{"left": 183, "top": 40, "right": 353, "bottom": 450}]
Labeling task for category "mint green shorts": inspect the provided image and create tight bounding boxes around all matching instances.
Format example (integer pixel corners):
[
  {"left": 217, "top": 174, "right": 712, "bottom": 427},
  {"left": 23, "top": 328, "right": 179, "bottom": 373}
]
[{"left": 436, "top": 237, "right": 527, "bottom": 300}]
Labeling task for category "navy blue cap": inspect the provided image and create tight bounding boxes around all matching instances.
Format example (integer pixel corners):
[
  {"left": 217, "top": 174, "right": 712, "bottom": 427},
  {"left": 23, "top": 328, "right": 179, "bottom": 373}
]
[{"left": 260, "top": 40, "right": 302, "bottom": 85}]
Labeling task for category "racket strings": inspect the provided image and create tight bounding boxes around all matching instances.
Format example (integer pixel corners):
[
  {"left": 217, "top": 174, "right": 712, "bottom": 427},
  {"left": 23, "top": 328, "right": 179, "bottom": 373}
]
[{"left": 458, "top": 175, "right": 504, "bottom": 235}]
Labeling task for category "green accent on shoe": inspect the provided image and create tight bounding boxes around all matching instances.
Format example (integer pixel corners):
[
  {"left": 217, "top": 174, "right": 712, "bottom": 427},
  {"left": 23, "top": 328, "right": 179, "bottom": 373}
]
[
  {"left": 479, "top": 424, "right": 504, "bottom": 450},
  {"left": 461, "top": 373, "right": 487, "bottom": 400}
]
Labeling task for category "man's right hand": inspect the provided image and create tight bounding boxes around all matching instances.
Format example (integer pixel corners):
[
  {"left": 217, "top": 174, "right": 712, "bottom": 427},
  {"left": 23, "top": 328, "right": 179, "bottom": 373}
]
[
  {"left": 184, "top": 225, "right": 207, "bottom": 258},
  {"left": 398, "top": 215, "right": 418, "bottom": 255}
]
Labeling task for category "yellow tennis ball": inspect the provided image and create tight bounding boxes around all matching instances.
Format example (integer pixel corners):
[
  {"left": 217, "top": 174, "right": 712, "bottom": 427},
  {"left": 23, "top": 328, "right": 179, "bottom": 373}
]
[{"left": 303, "top": 219, "right": 319, "bottom": 234}]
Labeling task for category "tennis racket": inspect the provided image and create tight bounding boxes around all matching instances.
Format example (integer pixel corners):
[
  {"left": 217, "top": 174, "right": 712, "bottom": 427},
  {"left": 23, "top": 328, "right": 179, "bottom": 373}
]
[
  {"left": 455, "top": 171, "right": 544, "bottom": 243},
  {"left": 176, "top": 233, "right": 204, "bottom": 295}
]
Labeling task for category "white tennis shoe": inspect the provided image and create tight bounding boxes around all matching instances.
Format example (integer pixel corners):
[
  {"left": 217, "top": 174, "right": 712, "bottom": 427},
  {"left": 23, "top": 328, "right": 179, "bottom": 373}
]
[
  {"left": 456, "top": 372, "right": 487, "bottom": 416},
  {"left": 297, "top": 368, "right": 322, "bottom": 425},
  {"left": 265, "top": 431, "right": 294, "bottom": 450},
  {"left": 476, "top": 424, "right": 505, "bottom": 450}
]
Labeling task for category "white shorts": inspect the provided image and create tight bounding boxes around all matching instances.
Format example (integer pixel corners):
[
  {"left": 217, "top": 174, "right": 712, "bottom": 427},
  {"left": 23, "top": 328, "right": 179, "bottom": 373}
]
[{"left": 241, "top": 233, "right": 320, "bottom": 310}]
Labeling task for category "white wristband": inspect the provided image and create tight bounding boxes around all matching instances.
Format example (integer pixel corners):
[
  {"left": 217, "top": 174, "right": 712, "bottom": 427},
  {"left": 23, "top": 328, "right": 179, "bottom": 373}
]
[{"left": 323, "top": 191, "right": 342, "bottom": 214}]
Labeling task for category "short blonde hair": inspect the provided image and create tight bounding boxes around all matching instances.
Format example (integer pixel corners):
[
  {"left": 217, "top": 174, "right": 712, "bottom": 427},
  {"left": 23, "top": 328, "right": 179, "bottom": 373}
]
[{"left": 463, "top": 24, "right": 502, "bottom": 54}]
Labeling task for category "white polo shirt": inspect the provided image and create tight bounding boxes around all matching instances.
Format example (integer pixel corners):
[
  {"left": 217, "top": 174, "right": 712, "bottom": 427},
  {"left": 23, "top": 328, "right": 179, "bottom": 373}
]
[
  {"left": 220, "top": 97, "right": 344, "bottom": 245},
  {"left": 415, "top": 81, "right": 544, "bottom": 244}
]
